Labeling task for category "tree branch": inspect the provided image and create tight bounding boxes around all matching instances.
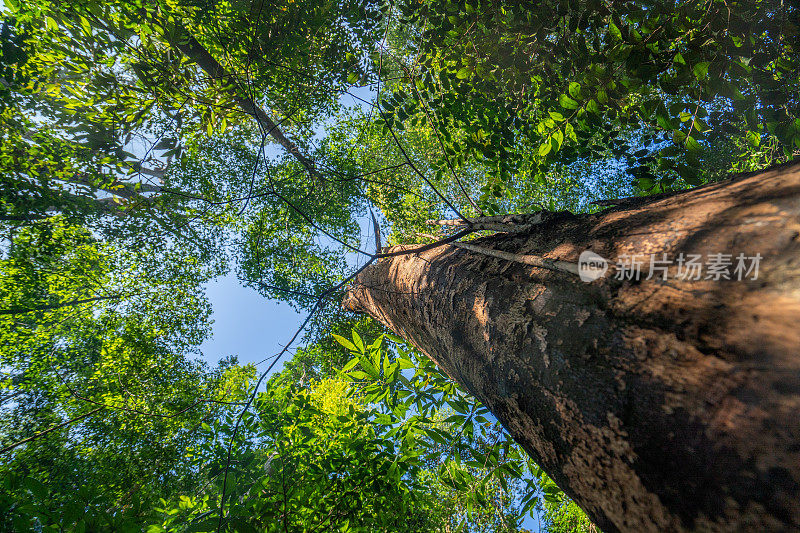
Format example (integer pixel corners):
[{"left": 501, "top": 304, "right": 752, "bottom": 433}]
[
  {"left": 168, "top": 30, "right": 317, "bottom": 178},
  {"left": 0, "top": 294, "right": 122, "bottom": 316},
  {"left": 418, "top": 233, "right": 578, "bottom": 275},
  {"left": 0, "top": 407, "right": 104, "bottom": 455}
]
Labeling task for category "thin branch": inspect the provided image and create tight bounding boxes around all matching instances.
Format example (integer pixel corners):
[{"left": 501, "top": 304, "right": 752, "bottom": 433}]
[
  {"left": 168, "top": 30, "right": 317, "bottom": 178},
  {"left": 385, "top": 124, "right": 469, "bottom": 223},
  {"left": 0, "top": 407, "right": 104, "bottom": 455},
  {"left": 376, "top": 229, "right": 475, "bottom": 259},
  {"left": 0, "top": 294, "right": 123, "bottom": 316},
  {"left": 0, "top": 214, "right": 50, "bottom": 222},
  {"left": 418, "top": 233, "right": 578, "bottom": 275},
  {"left": 427, "top": 213, "right": 545, "bottom": 233},
  {"left": 429, "top": 214, "right": 543, "bottom": 225},
  {"left": 370, "top": 208, "right": 382, "bottom": 254}
]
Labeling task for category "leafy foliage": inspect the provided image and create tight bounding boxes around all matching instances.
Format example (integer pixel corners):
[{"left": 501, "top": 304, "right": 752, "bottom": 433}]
[
  {"left": 3, "top": 0, "right": 795, "bottom": 530},
  {"left": 0, "top": 219, "right": 251, "bottom": 531},
  {"left": 382, "top": 0, "right": 799, "bottom": 203}
]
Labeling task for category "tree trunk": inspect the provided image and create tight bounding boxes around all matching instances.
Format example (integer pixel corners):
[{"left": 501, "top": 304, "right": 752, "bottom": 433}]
[{"left": 343, "top": 162, "right": 800, "bottom": 532}]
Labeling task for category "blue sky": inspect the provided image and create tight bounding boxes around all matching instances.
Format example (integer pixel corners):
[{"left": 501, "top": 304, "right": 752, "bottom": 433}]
[{"left": 199, "top": 273, "right": 304, "bottom": 371}]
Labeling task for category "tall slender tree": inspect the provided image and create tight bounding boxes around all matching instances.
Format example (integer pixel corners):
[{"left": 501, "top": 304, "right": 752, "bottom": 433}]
[{"left": 345, "top": 162, "right": 800, "bottom": 531}]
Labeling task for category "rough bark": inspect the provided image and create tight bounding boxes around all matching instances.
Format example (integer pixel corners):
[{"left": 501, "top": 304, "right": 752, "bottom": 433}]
[{"left": 344, "top": 161, "right": 800, "bottom": 532}]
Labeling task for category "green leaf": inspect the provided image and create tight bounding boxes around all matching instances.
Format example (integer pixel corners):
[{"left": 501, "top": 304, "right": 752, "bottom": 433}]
[
  {"left": 685, "top": 136, "right": 702, "bottom": 153},
  {"left": 693, "top": 118, "right": 710, "bottom": 132},
  {"left": 456, "top": 67, "right": 472, "bottom": 79},
  {"left": 397, "top": 357, "right": 415, "bottom": 370},
  {"left": 538, "top": 141, "right": 552, "bottom": 157},
  {"left": 342, "top": 357, "right": 360, "bottom": 372},
  {"left": 672, "top": 130, "right": 687, "bottom": 144},
  {"left": 692, "top": 61, "right": 710, "bottom": 80},
  {"left": 608, "top": 21, "right": 622, "bottom": 41},
  {"left": 656, "top": 110, "right": 675, "bottom": 131},
  {"left": 385, "top": 333, "right": 405, "bottom": 344},
  {"left": 676, "top": 163, "right": 700, "bottom": 184},
  {"left": 746, "top": 130, "right": 761, "bottom": 148},
  {"left": 351, "top": 330, "right": 365, "bottom": 353},
  {"left": 558, "top": 94, "right": 579, "bottom": 110},
  {"left": 154, "top": 138, "right": 176, "bottom": 151},
  {"left": 332, "top": 334, "right": 358, "bottom": 352},
  {"left": 542, "top": 482, "right": 562, "bottom": 495},
  {"left": 226, "top": 518, "right": 258, "bottom": 533},
  {"left": 425, "top": 428, "right": 448, "bottom": 444},
  {"left": 79, "top": 17, "right": 92, "bottom": 37},
  {"left": 360, "top": 356, "right": 380, "bottom": 379},
  {"left": 552, "top": 129, "right": 564, "bottom": 150},
  {"left": 23, "top": 477, "right": 48, "bottom": 500}
]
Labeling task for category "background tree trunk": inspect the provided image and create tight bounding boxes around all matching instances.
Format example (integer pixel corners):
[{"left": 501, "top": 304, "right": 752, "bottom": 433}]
[{"left": 344, "top": 162, "right": 800, "bottom": 532}]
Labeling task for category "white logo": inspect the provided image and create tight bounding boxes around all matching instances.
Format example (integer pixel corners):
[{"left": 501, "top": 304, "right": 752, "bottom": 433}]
[{"left": 578, "top": 250, "right": 609, "bottom": 282}]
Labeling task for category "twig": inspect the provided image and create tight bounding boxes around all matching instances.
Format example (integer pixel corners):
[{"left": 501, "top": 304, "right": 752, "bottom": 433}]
[
  {"left": 418, "top": 233, "right": 578, "bottom": 275},
  {"left": 0, "top": 407, "right": 104, "bottom": 455},
  {"left": 427, "top": 213, "right": 544, "bottom": 233}
]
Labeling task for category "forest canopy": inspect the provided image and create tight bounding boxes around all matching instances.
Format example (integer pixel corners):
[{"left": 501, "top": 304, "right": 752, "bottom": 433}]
[{"left": 1, "top": 0, "right": 797, "bottom": 531}]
